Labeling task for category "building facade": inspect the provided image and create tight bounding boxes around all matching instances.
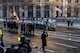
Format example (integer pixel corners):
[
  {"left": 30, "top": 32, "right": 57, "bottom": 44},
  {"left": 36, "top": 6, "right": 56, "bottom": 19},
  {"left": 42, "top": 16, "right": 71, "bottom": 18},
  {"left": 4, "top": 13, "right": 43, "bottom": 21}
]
[{"left": 0, "top": 0, "right": 80, "bottom": 18}]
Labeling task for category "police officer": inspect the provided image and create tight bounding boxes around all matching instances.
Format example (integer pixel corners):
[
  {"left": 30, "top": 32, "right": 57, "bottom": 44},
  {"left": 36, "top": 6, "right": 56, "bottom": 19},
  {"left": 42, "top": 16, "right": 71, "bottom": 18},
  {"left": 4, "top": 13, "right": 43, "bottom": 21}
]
[
  {"left": 17, "top": 32, "right": 31, "bottom": 53},
  {"left": 0, "top": 28, "right": 4, "bottom": 47},
  {"left": 18, "top": 32, "right": 25, "bottom": 43},
  {"left": 41, "top": 30, "right": 48, "bottom": 52}
]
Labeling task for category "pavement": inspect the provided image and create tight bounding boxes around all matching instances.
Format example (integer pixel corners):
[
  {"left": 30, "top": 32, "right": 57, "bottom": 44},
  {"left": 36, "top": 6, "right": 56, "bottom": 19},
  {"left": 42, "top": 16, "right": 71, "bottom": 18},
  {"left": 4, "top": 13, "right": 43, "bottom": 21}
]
[
  {"left": 56, "top": 22, "right": 80, "bottom": 29},
  {"left": 3, "top": 31, "right": 55, "bottom": 53},
  {"left": 2, "top": 29, "right": 80, "bottom": 53},
  {"left": 34, "top": 29, "right": 80, "bottom": 42}
]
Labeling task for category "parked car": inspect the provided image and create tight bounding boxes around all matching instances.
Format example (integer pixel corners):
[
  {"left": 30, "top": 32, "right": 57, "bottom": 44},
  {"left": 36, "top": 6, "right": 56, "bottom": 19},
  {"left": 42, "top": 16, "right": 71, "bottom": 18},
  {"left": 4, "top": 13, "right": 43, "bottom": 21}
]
[
  {"left": 47, "top": 19, "right": 56, "bottom": 31},
  {"left": 34, "top": 20, "right": 46, "bottom": 30},
  {"left": 33, "top": 20, "right": 56, "bottom": 31}
]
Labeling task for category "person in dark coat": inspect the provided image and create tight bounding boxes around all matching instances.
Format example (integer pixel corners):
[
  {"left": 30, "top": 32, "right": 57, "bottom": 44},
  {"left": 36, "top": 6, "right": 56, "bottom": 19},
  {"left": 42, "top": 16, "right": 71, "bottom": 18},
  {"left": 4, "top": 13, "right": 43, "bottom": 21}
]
[
  {"left": 41, "top": 30, "right": 48, "bottom": 51},
  {"left": 21, "top": 23, "right": 25, "bottom": 32},
  {"left": 4, "top": 21, "right": 6, "bottom": 28},
  {"left": 67, "top": 20, "right": 70, "bottom": 27},
  {"left": 70, "top": 20, "right": 73, "bottom": 26},
  {"left": 27, "top": 23, "right": 34, "bottom": 36}
]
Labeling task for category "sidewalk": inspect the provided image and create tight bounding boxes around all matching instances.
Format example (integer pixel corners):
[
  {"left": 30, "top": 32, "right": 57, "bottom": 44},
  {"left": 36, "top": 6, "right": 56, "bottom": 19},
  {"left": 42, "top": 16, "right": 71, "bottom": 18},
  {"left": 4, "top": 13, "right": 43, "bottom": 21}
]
[
  {"left": 56, "top": 22, "right": 80, "bottom": 29},
  {"left": 0, "top": 18, "right": 80, "bottom": 29}
]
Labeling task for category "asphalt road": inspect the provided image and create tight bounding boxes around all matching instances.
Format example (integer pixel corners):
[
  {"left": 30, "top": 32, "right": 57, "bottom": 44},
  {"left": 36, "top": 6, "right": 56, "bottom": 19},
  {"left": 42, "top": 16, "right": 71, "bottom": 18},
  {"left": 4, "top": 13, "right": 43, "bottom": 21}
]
[
  {"left": 34, "top": 27, "right": 80, "bottom": 53},
  {"left": 31, "top": 35, "right": 79, "bottom": 53},
  {"left": 2, "top": 26, "right": 80, "bottom": 53}
]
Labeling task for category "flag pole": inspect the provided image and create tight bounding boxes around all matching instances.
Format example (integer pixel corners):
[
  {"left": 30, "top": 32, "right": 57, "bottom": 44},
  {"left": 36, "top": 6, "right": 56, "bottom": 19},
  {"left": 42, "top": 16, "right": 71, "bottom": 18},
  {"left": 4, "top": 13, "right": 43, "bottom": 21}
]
[{"left": 13, "top": 0, "right": 15, "bottom": 15}]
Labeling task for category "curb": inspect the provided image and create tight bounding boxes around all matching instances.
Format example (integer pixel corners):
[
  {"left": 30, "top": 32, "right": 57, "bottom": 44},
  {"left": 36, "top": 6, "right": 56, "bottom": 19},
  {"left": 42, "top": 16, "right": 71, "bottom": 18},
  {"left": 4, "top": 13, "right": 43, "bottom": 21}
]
[{"left": 57, "top": 25, "right": 80, "bottom": 30}]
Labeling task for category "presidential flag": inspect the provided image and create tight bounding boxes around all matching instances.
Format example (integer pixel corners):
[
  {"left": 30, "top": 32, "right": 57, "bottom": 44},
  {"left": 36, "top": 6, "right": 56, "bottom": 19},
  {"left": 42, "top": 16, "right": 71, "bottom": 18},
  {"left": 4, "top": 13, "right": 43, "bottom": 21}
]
[
  {"left": 19, "top": 8, "right": 24, "bottom": 12},
  {"left": 54, "top": 7, "right": 62, "bottom": 14}
]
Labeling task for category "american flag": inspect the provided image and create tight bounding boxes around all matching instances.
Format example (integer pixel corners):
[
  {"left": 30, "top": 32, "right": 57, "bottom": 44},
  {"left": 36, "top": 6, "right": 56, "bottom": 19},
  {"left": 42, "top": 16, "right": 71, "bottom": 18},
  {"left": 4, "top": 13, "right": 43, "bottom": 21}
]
[
  {"left": 54, "top": 7, "right": 62, "bottom": 14},
  {"left": 19, "top": 8, "right": 24, "bottom": 12}
]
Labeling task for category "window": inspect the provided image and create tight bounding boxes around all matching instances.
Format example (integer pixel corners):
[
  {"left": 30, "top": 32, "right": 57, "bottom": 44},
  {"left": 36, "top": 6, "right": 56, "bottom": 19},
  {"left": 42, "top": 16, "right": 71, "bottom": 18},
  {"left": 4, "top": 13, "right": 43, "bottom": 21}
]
[
  {"left": 36, "top": 10, "right": 41, "bottom": 18},
  {"left": 44, "top": 5, "right": 49, "bottom": 18},
  {"left": 36, "top": 5, "right": 41, "bottom": 18},
  {"left": 28, "top": 10, "right": 33, "bottom": 18},
  {"left": 9, "top": 6, "right": 13, "bottom": 13},
  {"left": 36, "top": 5, "right": 41, "bottom": 9},
  {"left": 75, "top": 0, "right": 78, "bottom": 3},
  {"left": 74, "top": 8, "right": 78, "bottom": 17},
  {"left": 44, "top": 5, "right": 49, "bottom": 9},
  {"left": 28, "top": 5, "right": 33, "bottom": 18},
  {"left": 67, "top": 6, "right": 71, "bottom": 17},
  {"left": 67, "top": 6, "right": 71, "bottom": 13},
  {"left": 68, "top": 0, "right": 71, "bottom": 3},
  {"left": 67, "top": 13, "right": 71, "bottom": 17},
  {"left": 28, "top": 5, "right": 33, "bottom": 9},
  {"left": 44, "top": 10, "right": 49, "bottom": 18}
]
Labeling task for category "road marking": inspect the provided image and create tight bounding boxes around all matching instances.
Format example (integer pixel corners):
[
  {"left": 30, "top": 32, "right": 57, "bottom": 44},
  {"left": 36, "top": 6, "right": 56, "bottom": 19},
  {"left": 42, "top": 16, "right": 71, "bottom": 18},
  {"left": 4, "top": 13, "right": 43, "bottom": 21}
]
[
  {"left": 35, "top": 30, "right": 80, "bottom": 37},
  {"left": 55, "top": 43, "right": 77, "bottom": 48},
  {"left": 45, "top": 49, "right": 54, "bottom": 52},
  {"left": 68, "top": 38, "right": 72, "bottom": 40},
  {"left": 34, "top": 31, "right": 80, "bottom": 42},
  {"left": 31, "top": 46, "right": 54, "bottom": 53},
  {"left": 35, "top": 33, "right": 41, "bottom": 35},
  {"left": 52, "top": 36, "right": 80, "bottom": 42}
]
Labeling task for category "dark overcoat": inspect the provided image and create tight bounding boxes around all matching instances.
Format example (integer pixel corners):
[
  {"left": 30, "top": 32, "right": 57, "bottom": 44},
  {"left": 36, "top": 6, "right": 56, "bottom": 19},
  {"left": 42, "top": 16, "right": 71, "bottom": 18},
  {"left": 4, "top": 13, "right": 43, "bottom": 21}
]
[{"left": 41, "top": 32, "right": 48, "bottom": 46}]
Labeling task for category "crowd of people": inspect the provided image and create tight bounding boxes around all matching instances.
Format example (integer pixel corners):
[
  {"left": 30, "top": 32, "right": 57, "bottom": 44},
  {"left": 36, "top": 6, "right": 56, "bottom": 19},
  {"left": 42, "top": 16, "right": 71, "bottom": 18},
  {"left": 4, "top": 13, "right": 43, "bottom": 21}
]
[
  {"left": 0, "top": 17, "right": 49, "bottom": 53},
  {"left": 5, "top": 21, "right": 34, "bottom": 35},
  {"left": 0, "top": 32, "right": 32, "bottom": 53},
  {"left": 7, "top": 21, "right": 18, "bottom": 33},
  {"left": 0, "top": 26, "right": 48, "bottom": 53}
]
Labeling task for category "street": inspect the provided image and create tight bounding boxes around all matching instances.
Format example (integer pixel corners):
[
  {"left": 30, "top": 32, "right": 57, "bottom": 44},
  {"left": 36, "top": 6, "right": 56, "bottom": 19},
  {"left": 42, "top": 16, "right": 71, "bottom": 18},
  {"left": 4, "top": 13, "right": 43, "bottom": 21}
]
[
  {"left": 2, "top": 26, "right": 80, "bottom": 53},
  {"left": 1, "top": 0, "right": 80, "bottom": 53},
  {"left": 34, "top": 27, "right": 80, "bottom": 53}
]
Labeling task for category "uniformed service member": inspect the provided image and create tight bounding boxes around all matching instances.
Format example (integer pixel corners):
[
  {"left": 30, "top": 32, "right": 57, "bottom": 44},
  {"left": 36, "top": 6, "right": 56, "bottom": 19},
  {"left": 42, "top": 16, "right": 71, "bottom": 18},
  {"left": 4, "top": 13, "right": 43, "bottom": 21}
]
[
  {"left": 0, "top": 28, "right": 4, "bottom": 47},
  {"left": 41, "top": 30, "right": 48, "bottom": 52},
  {"left": 18, "top": 32, "right": 25, "bottom": 44}
]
